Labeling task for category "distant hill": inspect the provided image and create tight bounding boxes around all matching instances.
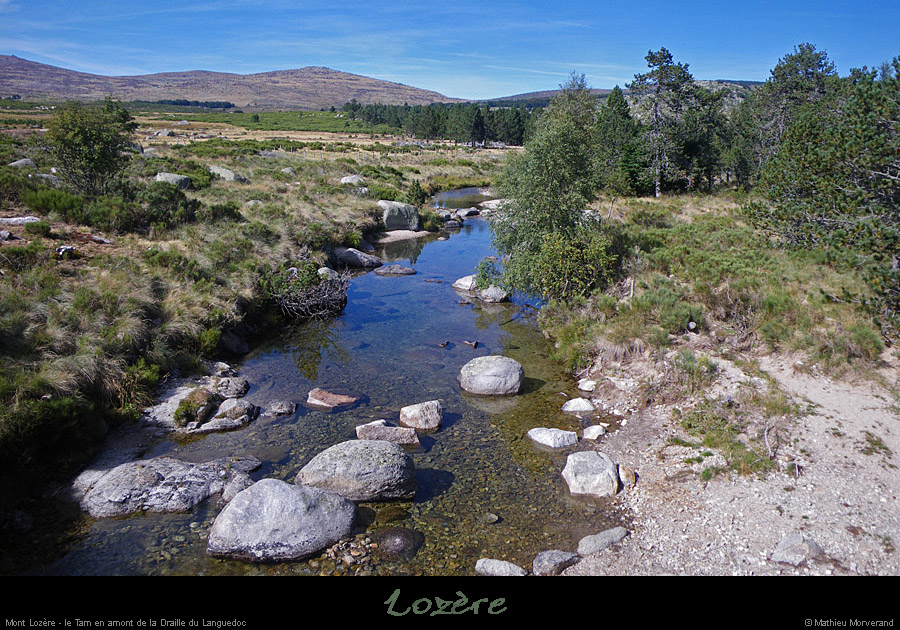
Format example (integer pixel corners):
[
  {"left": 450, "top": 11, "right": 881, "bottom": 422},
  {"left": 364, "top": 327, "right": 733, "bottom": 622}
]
[{"left": 0, "top": 55, "right": 462, "bottom": 110}]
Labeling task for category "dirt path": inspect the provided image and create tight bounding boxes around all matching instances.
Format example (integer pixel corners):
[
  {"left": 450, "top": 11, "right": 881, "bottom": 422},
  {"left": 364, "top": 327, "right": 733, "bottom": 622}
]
[{"left": 562, "top": 351, "right": 900, "bottom": 576}]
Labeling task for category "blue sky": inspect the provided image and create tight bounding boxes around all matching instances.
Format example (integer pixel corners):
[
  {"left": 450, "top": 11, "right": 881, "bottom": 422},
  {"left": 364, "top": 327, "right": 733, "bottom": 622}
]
[{"left": 1, "top": 0, "right": 898, "bottom": 100}]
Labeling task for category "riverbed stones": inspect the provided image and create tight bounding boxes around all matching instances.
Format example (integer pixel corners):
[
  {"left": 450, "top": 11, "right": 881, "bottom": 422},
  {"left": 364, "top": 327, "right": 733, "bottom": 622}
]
[
  {"left": 770, "top": 532, "right": 825, "bottom": 566},
  {"left": 527, "top": 427, "right": 578, "bottom": 449},
  {"left": 577, "top": 526, "right": 628, "bottom": 556},
  {"left": 334, "top": 246, "right": 382, "bottom": 268},
  {"left": 306, "top": 387, "right": 359, "bottom": 411},
  {"left": 355, "top": 420, "right": 420, "bottom": 448},
  {"left": 398, "top": 400, "right": 442, "bottom": 432},
  {"left": 451, "top": 274, "right": 509, "bottom": 303},
  {"left": 561, "top": 397, "right": 595, "bottom": 414},
  {"left": 207, "top": 479, "right": 357, "bottom": 562},
  {"left": 458, "top": 355, "right": 523, "bottom": 396},
  {"left": 189, "top": 398, "right": 259, "bottom": 434},
  {"left": 295, "top": 440, "right": 416, "bottom": 501},
  {"left": 77, "top": 455, "right": 261, "bottom": 519},
  {"left": 377, "top": 200, "right": 419, "bottom": 231},
  {"left": 474, "top": 558, "right": 528, "bottom": 576},
  {"left": 532, "top": 550, "right": 580, "bottom": 576},
  {"left": 215, "top": 376, "right": 250, "bottom": 398},
  {"left": 174, "top": 388, "right": 223, "bottom": 427},
  {"left": 562, "top": 451, "right": 620, "bottom": 498},
  {"left": 155, "top": 172, "right": 192, "bottom": 189},
  {"left": 374, "top": 264, "right": 416, "bottom": 276},
  {"left": 371, "top": 526, "right": 425, "bottom": 561},
  {"left": 583, "top": 425, "right": 607, "bottom": 440},
  {"left": 577, "top": 378, "right": 597, "bottom": 392}
]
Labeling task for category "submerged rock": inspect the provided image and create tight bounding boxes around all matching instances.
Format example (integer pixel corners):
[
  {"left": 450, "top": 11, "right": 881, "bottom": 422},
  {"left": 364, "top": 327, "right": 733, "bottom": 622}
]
[
  {"left": 306, "top": 388, "right": 359, "bottom": 411},
  {"left": 295, "top": 440, "right": 417, "bottom": 501},
  {"left": 371, "top": 527, "right": 425, "bottom": 561},
  {"left": 374, "top": 264, "right": 417, "bottom": 276},
  {"left": 458, "top": 355, "right": 523, "bottom": 396},
  {"left": 207, "top": 479, "right": 357, "bottom": 562},
  {"left": 76, "top": 455, "right": 260, "bottom": 519}
]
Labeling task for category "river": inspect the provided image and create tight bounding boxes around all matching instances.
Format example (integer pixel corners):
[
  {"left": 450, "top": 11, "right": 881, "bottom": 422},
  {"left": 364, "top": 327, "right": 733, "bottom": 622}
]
[{"left": 27, "top": 191, "right": 623, "bottom": 576}]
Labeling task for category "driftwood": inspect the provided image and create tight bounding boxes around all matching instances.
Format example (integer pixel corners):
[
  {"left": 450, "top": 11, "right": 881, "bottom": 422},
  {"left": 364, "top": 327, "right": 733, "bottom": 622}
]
[{"left": 273, "top": 269, "right": 350, "bottom": 319}]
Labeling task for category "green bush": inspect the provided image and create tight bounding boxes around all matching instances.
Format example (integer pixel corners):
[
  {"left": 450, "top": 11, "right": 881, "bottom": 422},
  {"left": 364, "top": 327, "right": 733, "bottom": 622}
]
[
  {"left": 23, "top": 220, "right": 51, "bottom": 237},
  {"left": 23, "top": 188, "right": 85, "bottom": 222},
  {"left": 521, "top": 228, "right": 620, "bottom": 301}
]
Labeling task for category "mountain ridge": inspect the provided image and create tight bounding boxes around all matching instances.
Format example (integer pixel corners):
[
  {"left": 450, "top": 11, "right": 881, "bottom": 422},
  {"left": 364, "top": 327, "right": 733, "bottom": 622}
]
[{"left": 0, "top": 55, "right": 462, "bottom": 110}]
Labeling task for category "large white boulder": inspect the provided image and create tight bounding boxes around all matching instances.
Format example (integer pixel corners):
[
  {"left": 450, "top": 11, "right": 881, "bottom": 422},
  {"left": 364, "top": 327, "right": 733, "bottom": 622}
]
[
  {"left": 561, "top": 451, "right": 620, "bottom": 498},
  {"left": 458, "top": 355, "right": 523, "bottom": 396}
]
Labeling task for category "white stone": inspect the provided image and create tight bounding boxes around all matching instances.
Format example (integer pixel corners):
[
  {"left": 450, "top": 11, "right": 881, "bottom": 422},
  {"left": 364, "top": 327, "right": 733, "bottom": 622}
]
[
  {"left": 527, "top": 427, "right": 578, "bottom": 449},
  {"left": 562, "top": 451, "right": 619, "bottom": 498},
  {"left": 561, "top": 397, "right": 594, "bottom": 413},
  {"left": 577, "top": 378, "right": 597, "bottom": 392},
  {"left": 399, "top": 400, "right": 443, "bottom": 431},
  {"left": 582, "top": 425, "right": 607, "bottom": 440}
]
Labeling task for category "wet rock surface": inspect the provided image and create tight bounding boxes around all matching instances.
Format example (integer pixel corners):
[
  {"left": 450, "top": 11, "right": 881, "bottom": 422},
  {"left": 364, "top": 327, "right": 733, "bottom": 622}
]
[
  {"left": 207, "top": 479, "right": 357, "bottom": 562},
  {"left": 294, "top": 440, "right": 417, "bottom": 501}
]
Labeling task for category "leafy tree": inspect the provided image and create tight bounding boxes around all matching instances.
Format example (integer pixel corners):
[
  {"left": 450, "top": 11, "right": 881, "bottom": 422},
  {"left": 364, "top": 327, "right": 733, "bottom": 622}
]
[
  {"left": 46, "top": 97, "right": 138, "bottom": 198},
  {"left": 493, "top": 73, "right": 614, "bottom": 298},
  {"left": 628, "top": 48, "right": 695, "bottom": 197}
]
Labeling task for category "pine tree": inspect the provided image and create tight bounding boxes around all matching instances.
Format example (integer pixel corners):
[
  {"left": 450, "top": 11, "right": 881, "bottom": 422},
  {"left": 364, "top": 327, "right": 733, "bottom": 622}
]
[{"left": 627, "top": 48, "right": 695, "bottom": 197}]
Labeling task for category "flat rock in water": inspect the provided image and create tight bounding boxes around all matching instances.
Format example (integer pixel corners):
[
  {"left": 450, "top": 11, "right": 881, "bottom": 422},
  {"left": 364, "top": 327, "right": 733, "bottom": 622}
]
[
  {"left": 474, "top": 558, "right": 528, "bottom": 576},
  {"left": 532, "top": 550, "right": 581, "bottom": 576},
  {"left": 355, "top": 420, "right": 421, "bottom": 448},
  {"left": 334, "top": 247, "right": 382, "bottom": 268},
  {"left": 562, "top": 451, "right": 620, "bottom": 498},
  {"left": 295, "top": 439, "right": 416, "bottom": 501},
  {"left": 306, "top": 387, "right": 359, "bottom": 411},
  {"left": 562, "top": 397, "right": 595, "bottom": 414},
  {"left": 451, "top": 274, "right": 509, "bottom": 303},
  {"left": 398, "top": 400, "right": 442, "bottom": 432},
  {"left": 207, "top": 479, "right": 357, "bottom": 562},
  {"left": 374, "top": 264, "right": 416, "bottom": 276},
  {"left": 371, "top": 526, "right": 425, "bottom": 561},
  {"left": 215, "top": 376, "right": 250, "bottom": 398},
  {"left": 264, "top": 400, "right": 297, "bottom": 416},
  {"left": 527, "top": 427, "right": 578, "bottom": 449},
  {"left": 458, "top": 355, "right": 523, "bottom": 396},
  {"left": 189, "top": 399, "right": 259, "bottom": 434},
  {"left": 76, "top": 455, "right": 261, "bottom": 519},
  {"left": 577, "top": 526, "right": 628, "bottom": 556}
]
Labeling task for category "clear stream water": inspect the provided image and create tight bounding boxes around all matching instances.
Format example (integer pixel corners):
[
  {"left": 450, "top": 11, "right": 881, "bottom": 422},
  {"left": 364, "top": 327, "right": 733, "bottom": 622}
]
[{"left": 27, "top": 190, "right": 623, "bottom": 576}]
